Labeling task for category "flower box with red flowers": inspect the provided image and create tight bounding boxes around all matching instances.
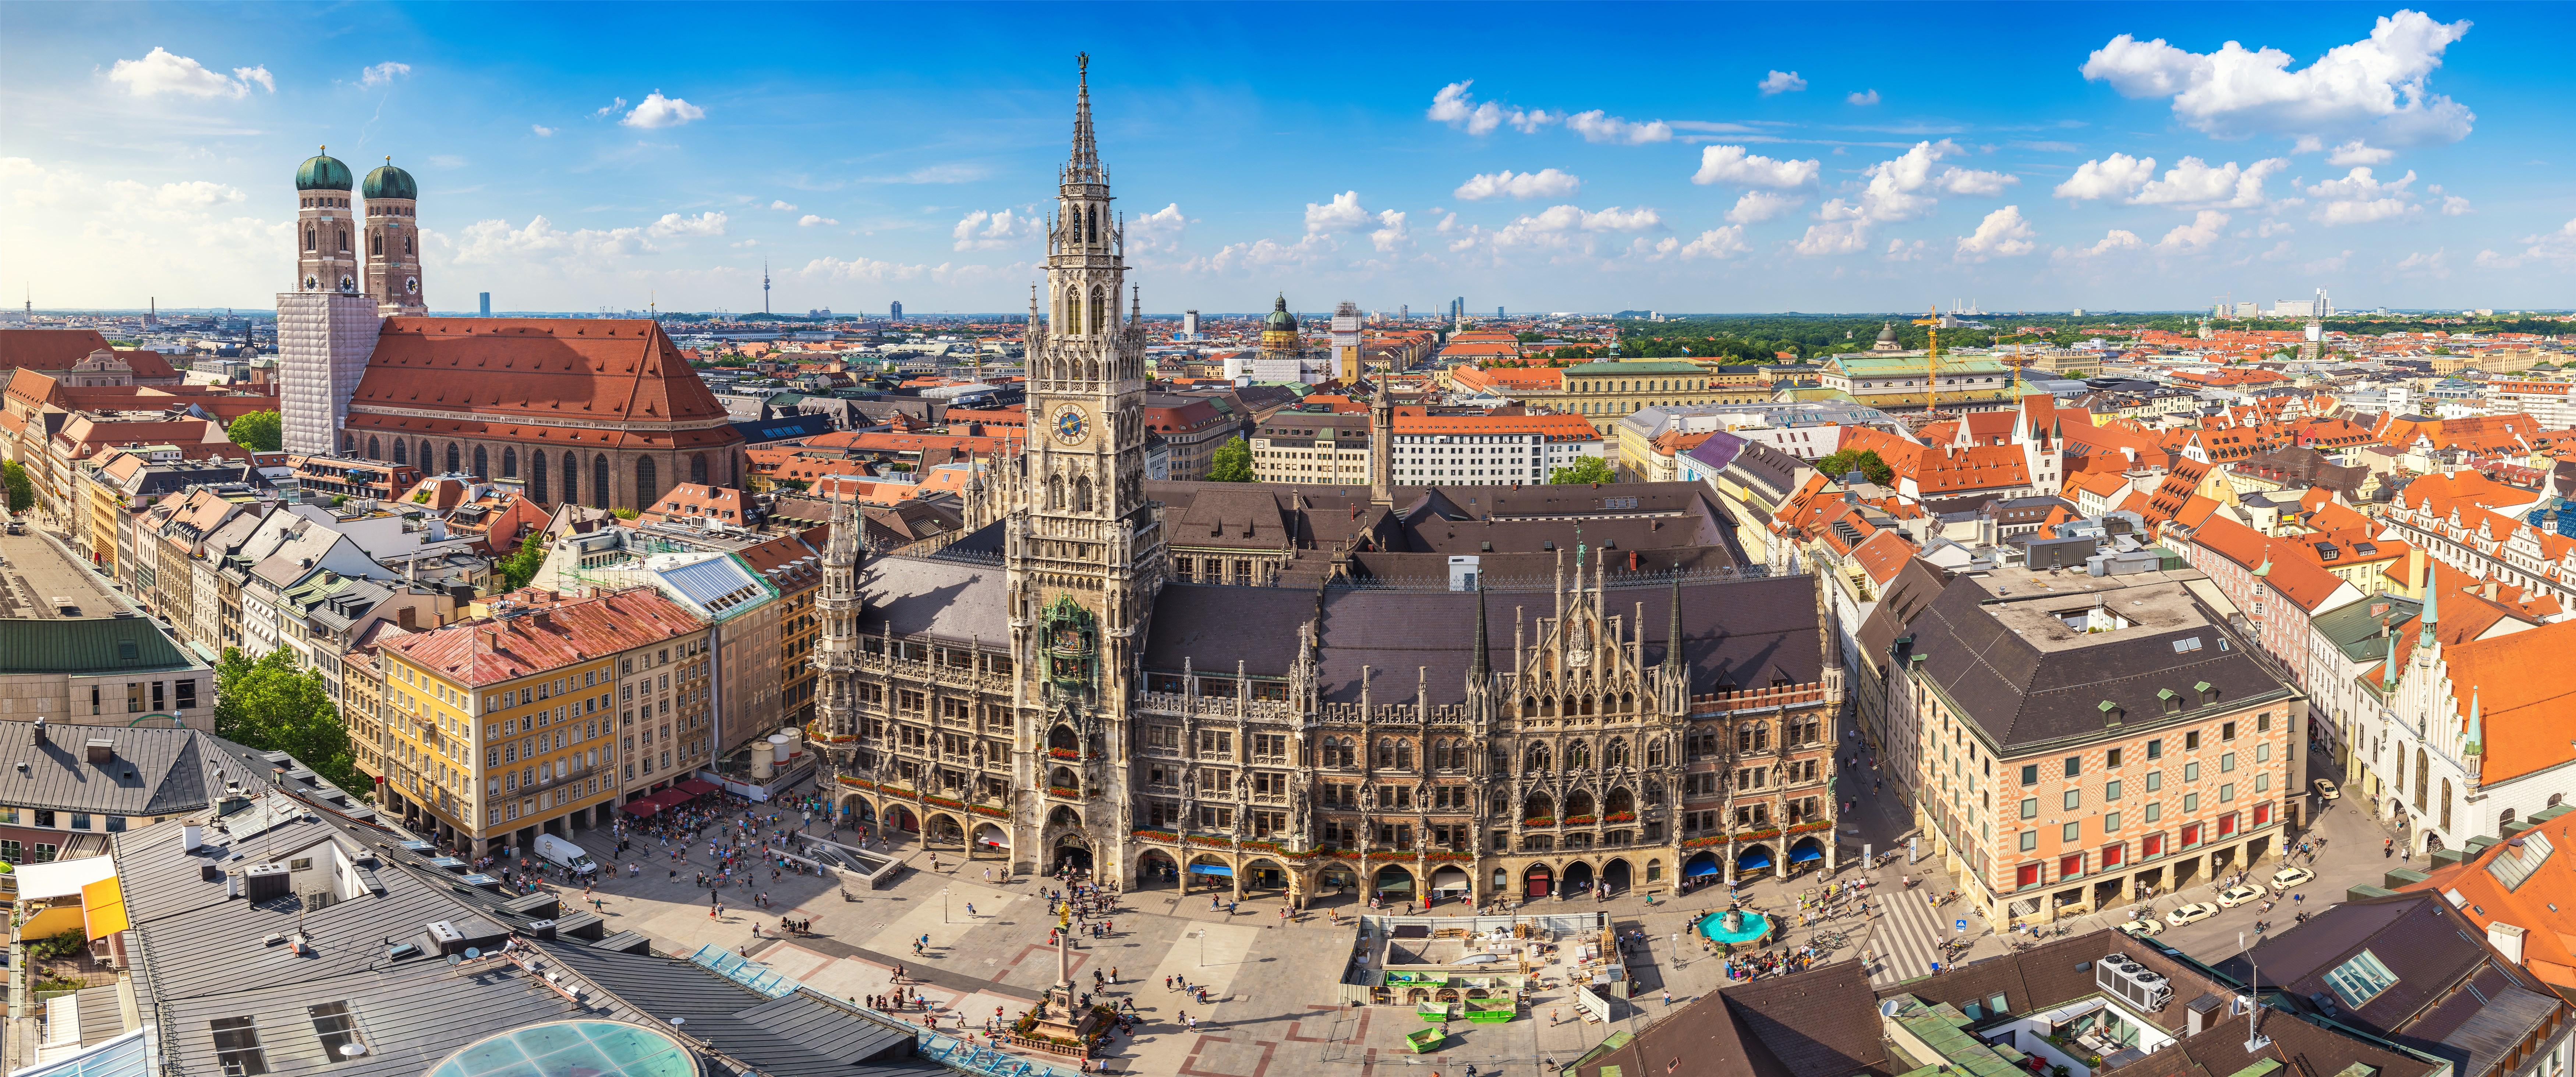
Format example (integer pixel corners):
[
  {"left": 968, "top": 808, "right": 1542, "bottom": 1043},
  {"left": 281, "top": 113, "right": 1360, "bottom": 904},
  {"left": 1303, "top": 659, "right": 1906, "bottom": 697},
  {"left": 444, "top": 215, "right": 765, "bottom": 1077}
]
[
  {"left": 1603, "top": 812, "right": 1637, "bottom": 823},
  {"left": 1565, "top": 815, "right": 1598, "bottom": 826},
  {"left": 1047, "top": 786, "right": 1081, "bottom": 799},
  {"left": 969, "top": 804, "right": 1009, "bottom": 819},
  {"left": 1130, "top": 829, "right": 1178, "bottom": 843},
  {"left": 836, "top": 777, "right": 877, "bottom": 791},
  {"left": 1184, "top": 833, "right": 1232, "bottom": 848},
  {"left": 923, "top": 795, "right": 963, "bottom": 810},
  {"left": 1047, "top": 747, "right": 1082, "bottom": 760},
  {"left": 1521, "top": 817, "right": 1556, "bottom": 827}
]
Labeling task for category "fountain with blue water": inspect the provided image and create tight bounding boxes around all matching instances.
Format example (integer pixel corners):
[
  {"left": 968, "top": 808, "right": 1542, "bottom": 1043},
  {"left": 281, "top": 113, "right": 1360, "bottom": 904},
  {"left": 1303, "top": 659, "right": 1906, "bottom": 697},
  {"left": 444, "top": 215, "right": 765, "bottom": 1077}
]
[{"left": 1696, "top": 907, "right": 1772, "bottom": 945}]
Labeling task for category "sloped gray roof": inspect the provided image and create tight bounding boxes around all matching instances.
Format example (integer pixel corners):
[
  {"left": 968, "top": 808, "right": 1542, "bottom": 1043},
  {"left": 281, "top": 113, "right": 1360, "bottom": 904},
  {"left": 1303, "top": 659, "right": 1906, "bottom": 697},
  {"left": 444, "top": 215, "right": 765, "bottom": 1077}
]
[
  {"left": 853, "top": 555, "right": 1007, "bottom": 643},
  {"left": 0, "top": 722, "right": 213, "bottom": 816}
]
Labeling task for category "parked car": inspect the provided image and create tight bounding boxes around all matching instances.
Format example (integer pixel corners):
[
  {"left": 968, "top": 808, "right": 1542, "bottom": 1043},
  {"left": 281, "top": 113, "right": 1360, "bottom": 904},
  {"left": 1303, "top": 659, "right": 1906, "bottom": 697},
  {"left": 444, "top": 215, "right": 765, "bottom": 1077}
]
[
  {"left": 2217, "top": 884, "right": 2267, "bottom": 907},
  {"left": 2313, "top": 778, "right": 2339, "bottom": 800},
  {"left": 2167, "top": 903, "right": 2219, "bottom": 926},
  {"left": 2270, "top": 866, "right": 2315, "bottom": 890},
  {"left": 2117, "top": 918, "right": 2165, "bottom": 937}
]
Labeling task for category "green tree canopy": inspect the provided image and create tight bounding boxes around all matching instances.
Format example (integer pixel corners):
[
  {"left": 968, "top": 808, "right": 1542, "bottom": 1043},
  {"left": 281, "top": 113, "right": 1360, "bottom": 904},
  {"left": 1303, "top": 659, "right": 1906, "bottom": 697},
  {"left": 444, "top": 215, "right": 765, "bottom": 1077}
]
[
  {"left": 1815, "top": 448, "right": 1894, "bottom": 486},
  {"left": 1, "top": 460, "right": 32, "bottom": 514},
  {"left": 1207, "top": 436, "right": 1254, "bottom": 482},
  {"left": 213, "top": 647, "right": 363, "bottom": 794},
  {"left": 225, "top": 410, "right": 283, "bottom": 453},
  {"left": 496, "top": 533, "right": 550, "bottom": 592},
  {"left": 1550, "top": 456, "right": 1618, "bottom": 485}
]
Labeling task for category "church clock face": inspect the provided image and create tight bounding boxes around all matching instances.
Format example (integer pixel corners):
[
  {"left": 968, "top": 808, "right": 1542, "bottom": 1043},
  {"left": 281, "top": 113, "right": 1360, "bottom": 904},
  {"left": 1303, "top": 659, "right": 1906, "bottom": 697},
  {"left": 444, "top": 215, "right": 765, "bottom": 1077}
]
[
  {"left": 1052, "top": 407, "right": 1088, "bottom": 445},
  {"left": 405, "top": 276, "right": 419, "bottom": 294}
]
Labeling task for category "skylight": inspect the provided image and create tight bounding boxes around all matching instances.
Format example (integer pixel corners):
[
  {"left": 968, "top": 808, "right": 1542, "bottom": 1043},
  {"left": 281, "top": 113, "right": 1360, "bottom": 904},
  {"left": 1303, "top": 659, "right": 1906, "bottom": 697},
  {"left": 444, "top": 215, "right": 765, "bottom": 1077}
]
[
  {"left": 2488, "top": 832, "right": 2555, "bottom": 892},
  {"left": 2322, "top": 950, "right": 2398, "bottom": 1009}
]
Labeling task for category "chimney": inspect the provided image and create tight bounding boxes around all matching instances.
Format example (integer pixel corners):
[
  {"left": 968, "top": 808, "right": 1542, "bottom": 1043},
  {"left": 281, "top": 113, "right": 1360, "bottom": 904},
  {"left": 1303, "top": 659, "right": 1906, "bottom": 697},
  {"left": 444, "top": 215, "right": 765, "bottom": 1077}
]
[
  {"left": 2483, "top": 579, "right": 2498, "bottom": 601},
  {"left": 31, "top": 717, "right": 47, "bottom": 747},
  {"left": 2487, "top": 922, "right": 2527, "bottom": 965},
  {"left": 2406, "top": 546, "right": 2428, "bottom": 596},
  {"left": 396, "top": 607, "right": 417, "bottom": 631}
]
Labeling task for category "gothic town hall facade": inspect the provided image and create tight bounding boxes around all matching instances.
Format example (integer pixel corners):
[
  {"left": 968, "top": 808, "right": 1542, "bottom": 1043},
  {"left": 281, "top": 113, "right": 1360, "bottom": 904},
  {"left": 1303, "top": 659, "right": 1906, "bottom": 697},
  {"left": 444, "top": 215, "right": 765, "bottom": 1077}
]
[{"left": 813, "top": 60, "right": 1843, "bottom": 908}]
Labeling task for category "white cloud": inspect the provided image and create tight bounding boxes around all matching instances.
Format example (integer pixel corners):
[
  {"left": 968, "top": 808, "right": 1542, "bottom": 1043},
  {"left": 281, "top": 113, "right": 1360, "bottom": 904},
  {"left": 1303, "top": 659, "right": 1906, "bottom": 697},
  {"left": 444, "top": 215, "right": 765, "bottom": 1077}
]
[
  {"left": 2305, "top": 166, "right": 2419, "bottom": 224},
  {"left": 2053, "top": 153, "right": 2158, "bottom": 201},
  {"left": 1725, "top": 190, "right": 1804, "bottom": 225},
  {"left": 792, "top": 256, "right": 935, "bottom": 284},
  {"left": 645, "top": 211, "right": 727, "bottom": 237},
  {"left": 1129, "top": 202, "right": 1190, "bottom": 256},
  {"left": 1370, "top": 210, "right": 1411, "bottom": 254},
  {"left": 531, "top": 124, "right": 556, "bottom": 137},
  {"left": 621, "top": 91, "right": 704, "bottom": 129},
  {"left": 107, "top": 48, "right": 270, "bottom": 99},
  {"left": 2301, "top": 249, "right": 2354, "bottom": 273},
  {"left": 1305, "top": 191, "right": 1375, "bottom": 234},
  {"left": 1793, "top": 220, "right": 1870, "bottom": 256},
  {"left": 1758, "top": 70, "right": 1808, "bottom": 96},
  {"left": 358, "top": 61, "right": 411, "bottom": 88},
  {"left": 2064, "top": 229, "right": 2145, "bottom": 258},
  {"left": 2514, "top": 217, "right": 2576, "bottom": 268},
  {"left": 2392, "top": 249, "right": 2450, "bottom": 278},
  {"left": 1678, "top": 226, "right": 1750, "bottom": 260},
  {"left": 1455, "top": 168, "right": 1582, "bottom": 201},
  {"left": 451, "top": 216, "right": 655, "bottom": 263},
  {"left": 2324, "top": 140, "right": 2394, "bottom": 166},
  {"left": 1209, "top": 235, "right": 1337, "bottom": 272},
  {"left": 950, "top": 208, "right": 1036, "bottom": 250},
  {"left": 2153, "top": 209, "right": 2230, "bottom": 253},
  {"left": 1883, "top": 239, "right": 1927, "bottom": 262},
  {"left": 426, "top": 155, "right": 466, "bottom": 169},
  {"left": 769, "top": 200, "right": 798, "bottom": 212},
  {"left": 1564, "top": 110, "right": 1672, "bottom": 144},
  {"left": 797, "top": 214, "right": 838, "bottom": 228},
  {"left": 2257, "top": 219, "right": 2294, "bottom": 237},
  {"left": 2428, "top": 184, "right": 2470, "bottom": 215},
  {"left": 2080, "top": 11, "right": 2476, "bottom": 147},
  {"left": 1427, "top": 81, "right": 1549, "bottom": 136},
  {"left": 1955, "top": 205, "right": 2037, "bottom": 261},
  {"left": 1691, "top": 145, "right": 1820, "bottom": 188},
  {"left": 1481, "top": 204, "right": 1665, "bottom": 252},
  {"left": 2131, "top": 156, "right": 2289, "bottom": 209},
  {"left": 1848, "top": 89, "right": 1880, "bottom": 106},
  {"left": 594, "top": 97, "right": 627, "bottom": 119},
  {"left": 1821, "top": 140, "right": 2016, "bottom": 227}
]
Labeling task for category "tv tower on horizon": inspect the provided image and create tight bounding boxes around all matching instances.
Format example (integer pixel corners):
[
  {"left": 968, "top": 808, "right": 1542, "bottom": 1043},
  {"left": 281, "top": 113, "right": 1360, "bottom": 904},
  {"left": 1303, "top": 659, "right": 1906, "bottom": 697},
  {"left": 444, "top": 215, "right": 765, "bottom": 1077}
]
[{"left": 763, "top": 261, "right": 771, "bottom": 316}]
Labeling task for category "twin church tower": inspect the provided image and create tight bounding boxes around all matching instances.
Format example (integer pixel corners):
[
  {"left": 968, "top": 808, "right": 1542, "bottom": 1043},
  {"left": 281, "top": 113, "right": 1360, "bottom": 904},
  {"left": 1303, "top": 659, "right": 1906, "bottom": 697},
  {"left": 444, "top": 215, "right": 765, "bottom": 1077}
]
[{"left": 290, "top": 148, "right": 426, "bottom": 314}]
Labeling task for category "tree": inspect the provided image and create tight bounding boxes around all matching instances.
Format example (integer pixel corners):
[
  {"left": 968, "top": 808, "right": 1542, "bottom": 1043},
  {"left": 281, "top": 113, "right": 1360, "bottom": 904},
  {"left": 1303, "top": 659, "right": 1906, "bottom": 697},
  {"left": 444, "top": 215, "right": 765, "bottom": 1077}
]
[
  {"left": 226, "top": 410, "right": 283, "bottom": 452},
  {"left": 1207, "top": 436, "right": 1254, "bottom": 482},
  {"left": 1550, "top": 456, "right": 1618, "bottom": 485},
  {"left": 213, "top": 647, "right": 364, "bottom": 795},
  {"left": 495, "top": 533, "right": 550, "bottom": 591},
  {"left": 1815, "top": 448, "right": 1894, "bottom": 486},
  {"left": 1, "top": 460, "right": 32, "bottom": 514}
]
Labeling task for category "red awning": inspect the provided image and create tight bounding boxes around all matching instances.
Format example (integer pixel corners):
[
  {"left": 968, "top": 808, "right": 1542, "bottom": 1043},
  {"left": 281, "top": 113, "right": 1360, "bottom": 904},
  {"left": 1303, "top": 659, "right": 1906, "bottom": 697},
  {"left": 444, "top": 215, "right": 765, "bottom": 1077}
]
[
  {"left": 621, "top": 800, "right": 660, "bottom": 817},
  {"left": 648, "top": 788, "right": 693, "bottom": 808},
  {"left": 674, "top": 779, "right": 720, "bottom": 797}
]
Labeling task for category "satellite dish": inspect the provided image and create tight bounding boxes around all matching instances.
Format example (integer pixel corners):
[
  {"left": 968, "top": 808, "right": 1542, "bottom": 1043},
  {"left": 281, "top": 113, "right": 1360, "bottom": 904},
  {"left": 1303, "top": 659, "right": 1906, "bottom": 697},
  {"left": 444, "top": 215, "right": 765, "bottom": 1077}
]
[
  {"left": 670, "top": 1017, "right": 687, "bottom": 1027},
  {"left": 340, "top": 1043, "right": 368, "bottom": 1057},
  {"left": 463, "top": 947, "right": 480, "bottom": 960}
]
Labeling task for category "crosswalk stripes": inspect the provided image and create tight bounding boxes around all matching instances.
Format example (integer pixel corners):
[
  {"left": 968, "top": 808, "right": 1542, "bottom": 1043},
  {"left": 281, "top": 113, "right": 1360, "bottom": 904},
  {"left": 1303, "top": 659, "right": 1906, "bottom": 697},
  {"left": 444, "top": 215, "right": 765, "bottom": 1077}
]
[{"left": 1868, "top": 888, "right": 1955, "bottom": 985}]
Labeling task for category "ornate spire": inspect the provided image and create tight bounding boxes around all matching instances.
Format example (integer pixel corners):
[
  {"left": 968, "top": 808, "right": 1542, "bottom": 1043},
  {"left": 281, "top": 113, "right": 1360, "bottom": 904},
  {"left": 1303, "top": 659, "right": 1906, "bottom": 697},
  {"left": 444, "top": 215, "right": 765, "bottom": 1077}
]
[
  {"left": 2418, "top": 567, "right": 2441, "bottom": 649},
  {"left": 1468, "top": 578, "right": 1491, "bottom": 681},
  {"left": 1066, "top": 53, "right": 1101, "bottom": 184},
  {"left": 1662, "top": 572, "right": 1685, "bottom": 678},
  {"left": 2463, "top": 686, "right": 2483, "bottom": 756}
]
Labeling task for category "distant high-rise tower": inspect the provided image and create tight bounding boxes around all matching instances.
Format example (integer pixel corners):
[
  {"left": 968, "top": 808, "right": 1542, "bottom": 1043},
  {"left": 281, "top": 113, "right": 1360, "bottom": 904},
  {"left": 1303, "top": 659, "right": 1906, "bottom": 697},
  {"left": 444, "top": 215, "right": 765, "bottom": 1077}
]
[
  {"left": 1332, "top": 301, "right": 1363, "bottom": 382},
  {"left": 890, "top": 301, "right": 903, "bottom": 321},
  {"left": 145, "top": 298, "right": 156, "bottom": 329},
  {"left": 763, "top": 261, "right": 771, "bottom": 315},
  {"left": 1400, "top": 303, "right": 1408, "bottom": 322},
  {"left": 1496, "top": 305, "right": 1504, "bottom": 318},
  {"left": 361, "top": 157, "right": 425, "bottom": 315},
  {"left": 479, "top": 292, "right": 491, "bottom": 317},
  {"left": 1181, "top": 309, "right": 1198, "bottom": 338},
  {"left": 280, "top": 147, "right": 381, "bottom": 457}
]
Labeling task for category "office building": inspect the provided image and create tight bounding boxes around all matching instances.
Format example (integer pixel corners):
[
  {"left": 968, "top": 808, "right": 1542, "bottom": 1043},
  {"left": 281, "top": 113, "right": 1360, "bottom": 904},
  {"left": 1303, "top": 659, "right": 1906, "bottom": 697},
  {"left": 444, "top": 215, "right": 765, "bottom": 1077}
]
[
  {"left": 890, "top": 301, "right": 903, "bottom": 321},
  {"left": 479, "top": 291, "right": 491, "bottom": 317}
]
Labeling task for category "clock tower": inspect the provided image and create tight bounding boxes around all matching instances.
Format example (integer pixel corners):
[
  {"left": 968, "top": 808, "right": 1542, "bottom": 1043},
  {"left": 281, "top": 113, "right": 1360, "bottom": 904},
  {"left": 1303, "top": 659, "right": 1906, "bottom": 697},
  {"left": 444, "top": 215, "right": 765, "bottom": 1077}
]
[{"left": 1005, "top": 54, "right": 1163, "bottom": 880}]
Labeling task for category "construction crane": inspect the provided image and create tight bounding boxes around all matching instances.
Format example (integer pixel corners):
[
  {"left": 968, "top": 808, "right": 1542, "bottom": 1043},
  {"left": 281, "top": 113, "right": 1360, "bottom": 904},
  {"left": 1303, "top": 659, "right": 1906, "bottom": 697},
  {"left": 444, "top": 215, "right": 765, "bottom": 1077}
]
[{"left": 1912, "top": 307, "right": 1941, "bottom": 413}]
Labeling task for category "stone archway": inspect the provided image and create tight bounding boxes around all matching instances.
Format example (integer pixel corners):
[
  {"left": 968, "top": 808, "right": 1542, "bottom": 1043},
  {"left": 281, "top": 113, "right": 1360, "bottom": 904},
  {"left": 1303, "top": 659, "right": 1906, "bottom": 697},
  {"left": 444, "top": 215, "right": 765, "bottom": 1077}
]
[
  {"left": 1735, "top": 843, "right": 1776, "bottom": 882},
  {"left": 887, "top": 804, "right": 919, "bottom": 834},
  {"left": 1242, "top": 858, "right": 1288, "bottom": 894},
  {"left": 1524, "top": 863, "right": 1554, "bottom": 900},
  {"left": 839, "top": 793, "right": 876, "bottom": 827},
  {"left": 971, "top": 822, "right": 1009, "bottom": 858},
  {"left": 1051, "top": 833, "right": 1094, "bottom": 875},
  {"left": 1788, "top": 836, "right": 1826, "bottom": 876},
  {"left": 1316, "top": 864, "right": 1360, "bottom": 904},
  {"left": 1603, "top": 858, "right": 1632, "bottom": 896},
  {"left": 1136, "top": 849, "right": 1180, "bottom": 888},
  {"left": 1186, "top": 854, "right": 1234, "bottom": 895},
  {"left": 1429, "top": 865, "right": 1470, "bottom": 907},
  {"left": 1372, "top": 864, "right": 1417, "bottom": 903},
  {"left": 926, "top": 813, "right": 965, "bottom": 848},
  {"left": 1564, "top": 860, "right": 1596, "bottom": 894}
]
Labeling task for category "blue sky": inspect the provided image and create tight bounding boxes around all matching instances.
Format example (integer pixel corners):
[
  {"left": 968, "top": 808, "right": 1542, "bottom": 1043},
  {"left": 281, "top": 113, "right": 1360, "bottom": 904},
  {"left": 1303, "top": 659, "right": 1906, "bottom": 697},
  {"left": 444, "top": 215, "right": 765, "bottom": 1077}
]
[{"left": 4, "top": 2, "right": 2570, "bottom": 314}]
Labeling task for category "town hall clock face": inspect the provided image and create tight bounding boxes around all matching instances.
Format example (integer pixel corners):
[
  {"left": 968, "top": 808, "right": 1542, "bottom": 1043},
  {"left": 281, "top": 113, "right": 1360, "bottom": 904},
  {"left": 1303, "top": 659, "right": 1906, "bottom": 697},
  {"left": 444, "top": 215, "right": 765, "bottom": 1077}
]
[{"left": 1052, "top": 407, "right": 1088, "bottom": 444}]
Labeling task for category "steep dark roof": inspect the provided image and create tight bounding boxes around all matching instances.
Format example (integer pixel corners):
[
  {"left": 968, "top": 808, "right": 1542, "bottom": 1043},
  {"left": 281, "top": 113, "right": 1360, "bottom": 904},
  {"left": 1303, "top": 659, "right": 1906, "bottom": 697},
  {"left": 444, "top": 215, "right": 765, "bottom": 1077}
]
[
  {"left": 1905, "top": 571, "right": 2293, "bottom": 751},
  {"left": 0, "top": 721, "right": 215, "bottom": 816},
  {"left": 1572, "top": 959, "right": 1888, "bottom": 1077},
  {"left": 1856, "top": 557, "right": 1954, "bottom": 674},
  {"left": 853, "top": 555, "right": 1006, "bottom": 644},
  {"left": 0, "top": 617, "right": 202, "bottom": 674},
  {"left": 534, "top": 943, "right": 933, "bottom": 1077},
  {"left": 1141, "top": 583, "right": 1313, "bottom": 677}
]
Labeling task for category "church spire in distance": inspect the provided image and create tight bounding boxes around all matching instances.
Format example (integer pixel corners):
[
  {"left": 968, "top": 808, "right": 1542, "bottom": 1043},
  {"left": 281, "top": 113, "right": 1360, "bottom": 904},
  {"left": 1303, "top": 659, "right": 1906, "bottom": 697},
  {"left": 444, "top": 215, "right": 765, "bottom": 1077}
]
[{"left": 1066, "top": 52, "right": 1101, "bottom": 184}]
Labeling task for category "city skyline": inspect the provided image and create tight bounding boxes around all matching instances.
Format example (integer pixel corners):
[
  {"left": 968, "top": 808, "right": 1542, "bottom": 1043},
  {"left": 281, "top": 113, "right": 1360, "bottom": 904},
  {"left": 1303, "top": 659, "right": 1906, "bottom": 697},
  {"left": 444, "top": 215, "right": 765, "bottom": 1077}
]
[{"left": 4, "top": 3, "right": 2572, "bottom": 314}]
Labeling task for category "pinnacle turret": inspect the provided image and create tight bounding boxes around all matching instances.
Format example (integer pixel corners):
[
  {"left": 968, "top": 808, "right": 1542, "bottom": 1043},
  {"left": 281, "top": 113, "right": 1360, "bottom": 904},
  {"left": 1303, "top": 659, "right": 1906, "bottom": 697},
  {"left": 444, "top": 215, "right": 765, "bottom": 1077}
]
[{"left": 1066, "top": 52, "right": 1101, "bottom": 185}]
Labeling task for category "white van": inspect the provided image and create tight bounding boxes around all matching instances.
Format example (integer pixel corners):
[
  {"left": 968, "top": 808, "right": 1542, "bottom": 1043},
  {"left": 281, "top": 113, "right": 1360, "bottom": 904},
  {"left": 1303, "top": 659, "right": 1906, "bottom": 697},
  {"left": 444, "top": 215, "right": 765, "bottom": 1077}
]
[{"left": 534, "top": 834, "right": 599, "bottom": 876}]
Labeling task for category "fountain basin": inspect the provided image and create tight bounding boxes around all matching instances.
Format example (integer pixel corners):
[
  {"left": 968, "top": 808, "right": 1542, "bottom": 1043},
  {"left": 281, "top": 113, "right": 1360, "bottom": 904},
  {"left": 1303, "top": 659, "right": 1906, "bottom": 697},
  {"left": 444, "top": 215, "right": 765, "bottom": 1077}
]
[{"left": 1696, "top": 908, "right": 1772, "bottom": 945}]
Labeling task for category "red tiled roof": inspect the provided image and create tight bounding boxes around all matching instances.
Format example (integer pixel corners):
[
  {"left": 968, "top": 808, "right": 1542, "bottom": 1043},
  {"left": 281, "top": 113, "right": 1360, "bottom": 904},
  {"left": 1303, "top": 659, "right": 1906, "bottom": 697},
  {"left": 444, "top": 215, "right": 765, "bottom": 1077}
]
[
  {"left": 345, "top": 318, "right": 741, "bottom": 451},
  {"left": 0, "top": 329, "right": 180, "bottom": 379},
  {"left": 383, "top": 589, "right": 704, "bottom": 686}
]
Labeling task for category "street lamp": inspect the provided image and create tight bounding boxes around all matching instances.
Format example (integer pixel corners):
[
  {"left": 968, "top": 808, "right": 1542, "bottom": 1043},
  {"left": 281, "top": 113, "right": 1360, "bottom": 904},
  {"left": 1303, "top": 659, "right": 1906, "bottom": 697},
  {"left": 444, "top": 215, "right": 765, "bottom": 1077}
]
[
  {"left": 942, "top": 886, "right": 951, "bottom": 924},
  {"left": 1194, "top": 929, "right": 1207, "bottom": 968}
]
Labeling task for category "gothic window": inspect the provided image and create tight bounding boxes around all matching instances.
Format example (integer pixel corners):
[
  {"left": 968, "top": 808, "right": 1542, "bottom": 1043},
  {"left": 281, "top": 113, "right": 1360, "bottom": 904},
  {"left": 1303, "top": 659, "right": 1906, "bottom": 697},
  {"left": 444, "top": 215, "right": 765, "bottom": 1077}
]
[
  {"left": 367, "top": 437, "right": 382, "bottom": 460},
  {"left": 473, "top": 446, "right": 488, "bottom": 479},
  {"left": 392, "top": 440, "right": 407, "bottom": 465},
  {"left": 593, "top": 455, "right": 611, "bottom": 509},
  {"left": 1065, "top": 288, "right": 1080, "bottom": 335},
  {"left": 1374, "top": 738, "right": 1394, "bottom": 769},
  {"left": 1579, "top": 695, "right": 1595, "bottom": 717},
  {"left": 560, "top": 452, "right": 578, "bottom": 505},
  {"left": 1073, "top": 476, "right": 1092, "bottom": 512},
  {"left": 1620, "top": 692, "right": 1635, "bottom": 712},
  {"left": 305, "top": 225, "right": 316, "bottom": 252},
  {"left": 2440, "top": 778, "right": 2452, "bottom": 832},
  {"left": 689, "top": 453, "right": 707, "bottom": 485},
  {"left": 1647, "top": 739, "right": 1668, "bottom": 767},
  {"left": 1396, "top": 741, "right": 1413, "bottom": 771},
  {"left": 420, "top": 441, "right": 432, "bottom": 469},
  {"left": 530, "top": 451, "right": 548, "bottom": 502},
  {"left": 1541, "top": 696, "right": 1557, "bottom": 717},
  {"left": 1090, "top": 287, "right": 1107, "bottom": 334},
  {"left": 1566, "top": 741, "right": 1591, "bottom": 770},
  {"left": 1086, "top": 359, "right": 1100, "bottom": 382},
  {"left": 1526, "top": 743, "right": 1550, "bottom": 773},
  {"left": 1085, "top": 206, "right": 1097, "bottom": 244},
  {"left": 2414, "top": 747, "right": 2428, "bottom": 810},
  {"left": 636, "top": 456, "right": 659, "bottom": 504},
  {"left": 1521, "top": 696, "right": 1538, "bottom": 717},
  {"left": 404, "top": 234, "right": 413, "bottom": 256},
  {"left": 445, "top": 443, "right": 460, "bottom": 473},
  {"left": 1606, "top": 739, "right": 1631, "bottom": 769},
  {"left": 338, "top": 226, "right": 349, "bottom": 253},
  {"left": 502, "top": 446, "right": 518, "bottom": 479},
  {"left": 371, "top": 230, "right": 383, "bottom": 256},
  {"left": 1046, "top": 474, "right": 1064, "bottom": 511}
]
